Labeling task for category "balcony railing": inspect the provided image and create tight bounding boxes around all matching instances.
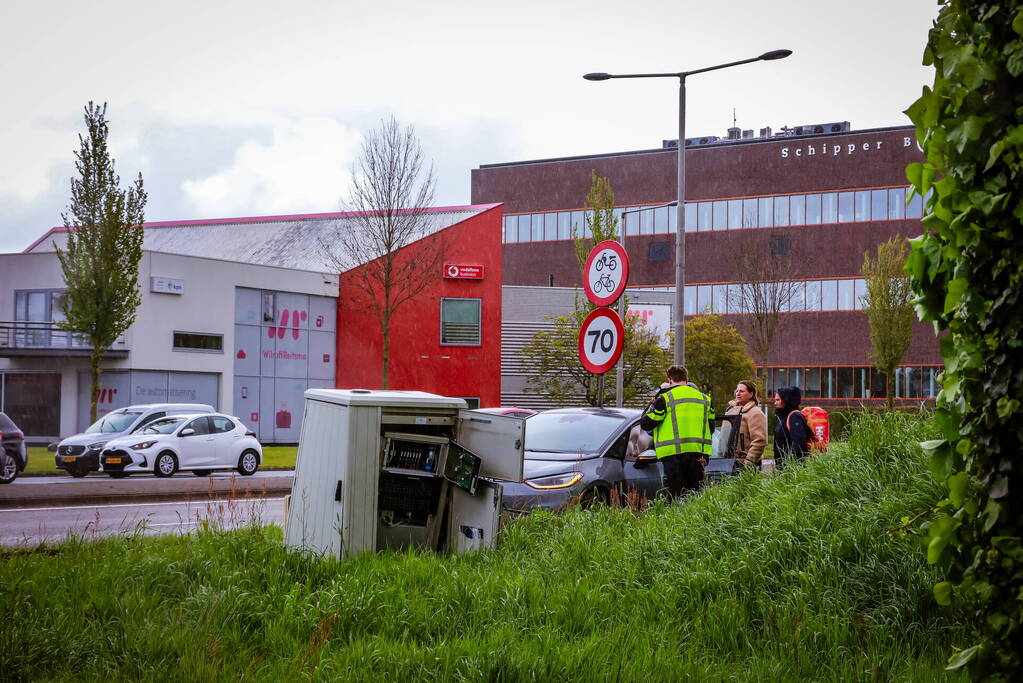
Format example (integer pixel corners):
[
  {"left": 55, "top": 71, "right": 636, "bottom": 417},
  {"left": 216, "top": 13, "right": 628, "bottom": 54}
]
[{"left": 0, "top": 321, "right": 128, "bottom": 354}]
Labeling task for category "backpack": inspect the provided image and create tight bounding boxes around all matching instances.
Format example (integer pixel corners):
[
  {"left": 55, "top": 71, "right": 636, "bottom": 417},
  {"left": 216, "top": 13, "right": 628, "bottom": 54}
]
[{"left": 786, "top": 407, "right": 829, "bottom": 451}]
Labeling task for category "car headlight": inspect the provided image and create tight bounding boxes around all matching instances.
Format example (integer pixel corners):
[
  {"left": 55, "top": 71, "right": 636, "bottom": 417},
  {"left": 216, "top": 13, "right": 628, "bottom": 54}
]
[
  {"left": 130, "top": 441, "right": 158, "bottom": 451},
  {"left": 524, "top": 473, "right": 583, "bottom": 490},
  {"left": 88, "top": 442, "right": 106, "bottom": 451}
]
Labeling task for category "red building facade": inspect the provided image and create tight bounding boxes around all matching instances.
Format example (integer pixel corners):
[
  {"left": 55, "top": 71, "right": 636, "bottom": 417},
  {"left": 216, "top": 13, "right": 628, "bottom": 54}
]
[{"left": 336, "top": 204, "right": 504, "bottom": 407}]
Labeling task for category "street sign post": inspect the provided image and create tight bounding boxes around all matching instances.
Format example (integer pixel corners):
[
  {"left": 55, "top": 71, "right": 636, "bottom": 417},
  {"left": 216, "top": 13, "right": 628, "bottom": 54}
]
[
  {"left": 577, "top": 307, "right": 625, "bottom": 375},
  {"left": 582, "top": 240, "right": 629, "bottom": 307}
]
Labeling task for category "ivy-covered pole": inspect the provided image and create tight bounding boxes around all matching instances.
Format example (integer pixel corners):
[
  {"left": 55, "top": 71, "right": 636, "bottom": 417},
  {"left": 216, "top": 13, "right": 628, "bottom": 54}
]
[{"left": 905, "top": 2, "right": 1023, "bottom": 678}]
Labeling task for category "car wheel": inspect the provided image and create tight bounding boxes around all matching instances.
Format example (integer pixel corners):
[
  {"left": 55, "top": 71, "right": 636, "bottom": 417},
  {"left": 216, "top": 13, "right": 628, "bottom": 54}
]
[
  {"left": 580, "top": 486, "right": 609, "bottom": 509},
  {"left": 154, "top": 452, "right": 178, "bottom": 478},
  {"left": 108, "top": 472, "right": 129, "bottom": 479},
  {"left": 192, "top": 470, "right": 213, "bottom": 477},
  {"left": 0, "top": 453, "right": 17, "bottom": 484},
  {"left": 237, "top": 450, "right": 259, "bottom": 476}
]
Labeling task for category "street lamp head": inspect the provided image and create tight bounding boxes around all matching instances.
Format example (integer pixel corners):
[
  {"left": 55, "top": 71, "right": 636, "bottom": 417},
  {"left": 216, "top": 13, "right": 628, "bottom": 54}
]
[
  {"left": 583, "top": 72, "right": 612, "bottom": 81},
  {"left": 759, "top": 49, "right": 793, "bottom": 61}
]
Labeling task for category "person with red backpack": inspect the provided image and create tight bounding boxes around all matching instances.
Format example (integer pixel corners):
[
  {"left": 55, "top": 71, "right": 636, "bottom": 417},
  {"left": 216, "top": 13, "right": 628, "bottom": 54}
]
[{"left": 773, "top": 385, "right": 811, "bottom": 469}]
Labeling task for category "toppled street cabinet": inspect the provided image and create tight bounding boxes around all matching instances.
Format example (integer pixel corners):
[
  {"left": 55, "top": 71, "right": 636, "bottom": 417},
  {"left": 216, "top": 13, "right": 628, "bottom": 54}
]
[{"left": 284, "top": 389, "right": 524, "bottom": 559}]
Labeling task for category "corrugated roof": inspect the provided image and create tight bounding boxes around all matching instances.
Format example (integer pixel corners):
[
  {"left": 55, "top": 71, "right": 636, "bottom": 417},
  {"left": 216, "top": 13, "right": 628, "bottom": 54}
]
[{"left": 27, "top": 205, "right": 499, "bottom": 273}]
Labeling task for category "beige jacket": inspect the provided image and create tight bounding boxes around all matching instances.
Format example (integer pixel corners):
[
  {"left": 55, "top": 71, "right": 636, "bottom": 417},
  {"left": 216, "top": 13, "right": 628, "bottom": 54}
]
[{"left": 724, "top": 399, "right": 768, "bottom": 465}]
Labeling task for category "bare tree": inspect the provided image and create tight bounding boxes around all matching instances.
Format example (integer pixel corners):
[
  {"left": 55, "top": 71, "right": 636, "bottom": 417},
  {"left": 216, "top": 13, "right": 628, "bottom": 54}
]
[
  {"left": 862, "top": 236, "right": 914, "bottom": 409},
  {"left": 725, "top": 232, "right": 799, "bottom": 387},
  {"left": 320, "top": 117, "right": 441, "bottom": 388}
]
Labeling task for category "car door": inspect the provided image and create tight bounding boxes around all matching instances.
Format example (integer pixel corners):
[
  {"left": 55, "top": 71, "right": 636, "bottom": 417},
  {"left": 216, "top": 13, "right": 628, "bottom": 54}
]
[
  {"left": 209, "top": 415, "right": 240, "bottom": 466},
  {"left": 178, "top": 416, "right": 216, "bottom": 468},
  {"left": 621, "top": 422, "right": 664, "bottom": 499}
]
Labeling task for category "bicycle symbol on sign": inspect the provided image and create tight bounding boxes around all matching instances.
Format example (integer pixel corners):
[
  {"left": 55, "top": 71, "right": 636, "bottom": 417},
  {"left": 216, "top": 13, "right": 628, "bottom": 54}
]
[
  {"left": 595, "top": 253, "right": 618, "bottom": 272},
  {"left": 593, "top": 273, "right": 615, "bottom": 294}
]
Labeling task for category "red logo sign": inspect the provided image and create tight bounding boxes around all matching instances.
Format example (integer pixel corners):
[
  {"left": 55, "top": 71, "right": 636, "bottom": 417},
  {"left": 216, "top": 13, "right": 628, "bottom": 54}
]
[{"left": 443, "top": 264, "right": 484, "bottom": 279}]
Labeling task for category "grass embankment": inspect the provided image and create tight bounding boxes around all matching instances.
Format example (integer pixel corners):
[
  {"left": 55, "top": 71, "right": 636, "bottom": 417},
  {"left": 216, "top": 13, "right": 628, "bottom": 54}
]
[
  {"left": 1, "top": 413, "right": 971, "bottom": 680},
  {"left": 24, "top": 445, "right": 298, "bottom": 474}
]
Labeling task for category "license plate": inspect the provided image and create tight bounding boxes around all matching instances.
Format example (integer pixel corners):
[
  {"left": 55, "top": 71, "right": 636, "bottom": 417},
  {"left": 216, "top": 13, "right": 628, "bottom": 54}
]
[
  {"left": 106, "top": 458, "right": 122, "bottom": 464},
  {"left": 62, "top": 456, "right": 75, "bottom": 462}
]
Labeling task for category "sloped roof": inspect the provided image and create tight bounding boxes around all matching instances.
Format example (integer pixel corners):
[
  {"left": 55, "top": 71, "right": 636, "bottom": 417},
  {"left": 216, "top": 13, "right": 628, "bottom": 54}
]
[{"left": 26, "top": 204, "right": 501, "bottom": 274}]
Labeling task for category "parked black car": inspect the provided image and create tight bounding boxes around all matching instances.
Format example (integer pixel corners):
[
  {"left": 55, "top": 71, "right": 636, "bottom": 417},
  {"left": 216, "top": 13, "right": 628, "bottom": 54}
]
[{"left": 0, "top": 411, "right": 28, "bottom": 484}]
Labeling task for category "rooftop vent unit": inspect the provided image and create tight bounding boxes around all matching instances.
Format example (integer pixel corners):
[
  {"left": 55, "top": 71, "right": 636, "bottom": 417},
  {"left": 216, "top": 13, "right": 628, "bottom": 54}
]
[
  {"left": 793, "top": 121, "right": 851, "bottom": 136},
  {"left": 683, "top": 136, "right": 720, "bottom": 147},
  {"left": 742, "top": 129, "right": 754, "bottom": 139},
  {"left": 759, "top": 126, "right": 773, "bottom": 137},
  {"left": 662, "top": 139, "right": 679, "bottom": 149},
  {"left": 727, "top": 127, "right": 741, "bottom": 140}
]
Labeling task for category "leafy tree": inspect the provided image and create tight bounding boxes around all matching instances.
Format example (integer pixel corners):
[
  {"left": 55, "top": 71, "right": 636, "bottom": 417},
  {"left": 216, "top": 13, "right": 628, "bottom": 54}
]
[
  {"left": 861, "top": 236, "right": 915, "bottom": 410},
  {"left": 522, "top": 309, "right": 667, "bottom": 407},
  {"left": 683, "top": 315, "right": 756, "bottom": 415},
  {"left": 905, "top": 2, "right": 1023, "bottom": 678},
  {"left": 522, "top": 171, "right": 668, "bottom": 406},
  {"left": 55, "top": 102, "right": 146, "bottom": 424},
  {"left": 320, "top": 116, "right": 441, "bottom": 388}
]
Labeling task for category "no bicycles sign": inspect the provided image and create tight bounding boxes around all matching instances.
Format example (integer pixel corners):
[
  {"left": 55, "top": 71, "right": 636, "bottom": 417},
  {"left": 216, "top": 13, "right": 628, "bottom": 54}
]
[{"left": 582, "top": 240, "right": 629, "bottom": 306}]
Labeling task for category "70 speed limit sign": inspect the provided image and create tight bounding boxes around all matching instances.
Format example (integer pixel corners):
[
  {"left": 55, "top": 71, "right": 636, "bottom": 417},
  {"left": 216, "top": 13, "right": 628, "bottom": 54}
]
[{"left": 577, "top": 307, "right": 625, "bottom": 374}]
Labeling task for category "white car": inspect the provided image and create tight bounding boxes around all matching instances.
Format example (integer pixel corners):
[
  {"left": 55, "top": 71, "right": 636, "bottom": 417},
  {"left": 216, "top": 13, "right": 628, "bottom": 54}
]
[{"left": 99, "top": 413, "right": 262, "bottom": 478}]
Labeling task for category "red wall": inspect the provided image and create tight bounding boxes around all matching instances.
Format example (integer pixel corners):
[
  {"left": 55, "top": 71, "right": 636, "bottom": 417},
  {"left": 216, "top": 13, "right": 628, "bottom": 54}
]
[{"left": 336, "top": 205, "right": 504, "bottom": 406}]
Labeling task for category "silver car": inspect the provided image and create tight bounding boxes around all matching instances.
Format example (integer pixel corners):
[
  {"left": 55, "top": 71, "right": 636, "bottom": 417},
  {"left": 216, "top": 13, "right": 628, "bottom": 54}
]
[{"left": 499, "top": 407, "right": 665, "bottom": 512}]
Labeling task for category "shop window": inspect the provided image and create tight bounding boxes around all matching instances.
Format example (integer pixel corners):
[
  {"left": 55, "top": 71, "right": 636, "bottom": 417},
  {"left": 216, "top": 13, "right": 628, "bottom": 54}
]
[
  {"left": 837, "top": 367, "right": 855, "bottom": 398},
  {"left": 173, "top": 332, "right": 224, "bottom": 353},
  {"left": 440, "top": 298, "right": 481, "bottom": 346},
  {"left": 3, "top": 373, "right": 60, "bottom": 437}
]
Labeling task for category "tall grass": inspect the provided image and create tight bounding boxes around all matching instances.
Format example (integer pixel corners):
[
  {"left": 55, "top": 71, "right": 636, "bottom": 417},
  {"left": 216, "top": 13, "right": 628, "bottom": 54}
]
[{"left": 1, "top": 412, "right": 970, "bottom": 681}]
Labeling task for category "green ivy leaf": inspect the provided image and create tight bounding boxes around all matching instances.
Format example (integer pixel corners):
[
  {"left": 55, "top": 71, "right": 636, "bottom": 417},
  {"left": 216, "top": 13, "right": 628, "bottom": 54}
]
[
  {"left": 1013, "top": 9, "right": 1023, "bottom": 36},
  {"left": 946, "top": 644, "right": 981, "bottom": 670},
  {"left": 934, "top": 581, "right": 954, "bottom": 606},
  {"left": 948, "top": 471, "right": 969, "bottom": 507}
]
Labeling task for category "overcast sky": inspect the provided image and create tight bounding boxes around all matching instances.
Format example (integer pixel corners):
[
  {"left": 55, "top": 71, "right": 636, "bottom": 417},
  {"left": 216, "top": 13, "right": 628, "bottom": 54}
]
[{"left": 0, "top": 0, "right": 938, "bottom": 253}]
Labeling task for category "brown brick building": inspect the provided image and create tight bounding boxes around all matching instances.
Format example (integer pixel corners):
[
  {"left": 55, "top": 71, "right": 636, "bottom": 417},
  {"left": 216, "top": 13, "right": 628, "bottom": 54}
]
[{"left": 473, "top": 124, "right": 941, "bottom": 405}]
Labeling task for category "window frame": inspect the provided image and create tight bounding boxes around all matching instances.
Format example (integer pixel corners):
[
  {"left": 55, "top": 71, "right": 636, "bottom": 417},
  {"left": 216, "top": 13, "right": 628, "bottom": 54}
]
[
  {"left": 173, "top": 331, "right": 225, "bottom": 354},
  {"left": 439, "top": 297, "right": 482, "bottom": 347}
]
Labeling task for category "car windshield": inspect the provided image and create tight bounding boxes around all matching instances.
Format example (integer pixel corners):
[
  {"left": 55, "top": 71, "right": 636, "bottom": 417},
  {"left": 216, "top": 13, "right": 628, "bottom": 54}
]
[
  {"left": 85, "top": 410, "right": 144, "bottom": 434},
  {"left": 524, "top": 411, "right": 627, "bottom": 459},
  {"left": 136, "top": 417, "right": 186, "bottom": 435}
]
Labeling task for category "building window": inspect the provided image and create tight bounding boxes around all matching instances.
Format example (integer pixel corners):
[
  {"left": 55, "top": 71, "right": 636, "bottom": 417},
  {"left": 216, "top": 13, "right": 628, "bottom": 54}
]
[
  {"left": 440, "top": 298, "right": 481, "bottom": 346},
  {"left": 173, "top": 332, "right": 224, "bottom": 353}
]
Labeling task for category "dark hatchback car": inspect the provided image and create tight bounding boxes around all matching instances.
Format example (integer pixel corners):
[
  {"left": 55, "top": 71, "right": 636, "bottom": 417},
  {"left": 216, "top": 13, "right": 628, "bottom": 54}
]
[
  {"left": 497, "top": 406, "right": 742, "bottom": 512},
  {"left": 0, "top": 411, "right": 28, "bottom": 484},
  {"left": 498, "top": 407, "right": 665, "bottom": 511}
]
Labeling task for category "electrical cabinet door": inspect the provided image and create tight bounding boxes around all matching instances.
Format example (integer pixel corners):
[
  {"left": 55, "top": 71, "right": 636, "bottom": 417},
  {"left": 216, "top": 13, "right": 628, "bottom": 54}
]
[
  {"left": 455, "top": 411, "right": 524, "bottom": 482},
  {"left": 448, "top": 480, "right": 502, "bottom": 553}
]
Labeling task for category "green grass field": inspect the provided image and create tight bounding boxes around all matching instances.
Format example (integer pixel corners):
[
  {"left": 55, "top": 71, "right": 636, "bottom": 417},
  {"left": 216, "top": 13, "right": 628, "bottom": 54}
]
[
  {"left": 24, "top": 445, "right": 299, "bottom": 475},
  {"left": 1, "top": 413, "right": 972, "bottom": 680}
]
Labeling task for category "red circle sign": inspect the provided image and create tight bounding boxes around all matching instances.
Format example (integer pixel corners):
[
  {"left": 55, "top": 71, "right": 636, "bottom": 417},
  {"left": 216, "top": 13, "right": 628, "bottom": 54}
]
[
  {"left": 577, "top": 307, "right": 625, "bottom": 374},
  {"left": 582, "top": 240, "right": 629, "bottom": 306}
]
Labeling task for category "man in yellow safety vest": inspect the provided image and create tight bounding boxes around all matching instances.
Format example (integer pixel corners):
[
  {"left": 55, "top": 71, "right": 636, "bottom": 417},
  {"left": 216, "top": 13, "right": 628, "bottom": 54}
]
[{"left": 640, "top": 365, "right": 714, "bottom": 500}]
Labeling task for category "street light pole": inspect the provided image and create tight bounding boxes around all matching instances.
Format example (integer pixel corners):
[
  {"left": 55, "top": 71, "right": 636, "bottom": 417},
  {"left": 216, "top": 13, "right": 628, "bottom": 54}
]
[{"left": 584, "top": 49, "right": 791, "bottom": 367}]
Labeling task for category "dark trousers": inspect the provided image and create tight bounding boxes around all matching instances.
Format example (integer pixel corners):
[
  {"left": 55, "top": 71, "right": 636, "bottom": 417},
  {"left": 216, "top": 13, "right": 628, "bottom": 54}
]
[{"left": 661, "top": 453, "right": 704, "bottom": 500}]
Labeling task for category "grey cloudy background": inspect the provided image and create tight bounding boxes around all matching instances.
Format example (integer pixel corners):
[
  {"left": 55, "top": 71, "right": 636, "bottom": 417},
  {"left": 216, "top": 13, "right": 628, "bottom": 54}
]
[{"left": 0, "top": 0, "right": 938, "bottom": 253}]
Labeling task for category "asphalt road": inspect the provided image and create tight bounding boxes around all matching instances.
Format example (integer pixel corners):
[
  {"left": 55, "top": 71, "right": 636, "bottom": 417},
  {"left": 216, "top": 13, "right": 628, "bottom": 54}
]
[{"left": 0, "top": 497, "right": 285, "bottom": 547}]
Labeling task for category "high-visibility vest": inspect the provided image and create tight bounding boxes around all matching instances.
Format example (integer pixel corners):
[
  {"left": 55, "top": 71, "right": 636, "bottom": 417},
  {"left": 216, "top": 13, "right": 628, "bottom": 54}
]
[{"left": 648, "top": 384, "right": 713, "bottom": 459}]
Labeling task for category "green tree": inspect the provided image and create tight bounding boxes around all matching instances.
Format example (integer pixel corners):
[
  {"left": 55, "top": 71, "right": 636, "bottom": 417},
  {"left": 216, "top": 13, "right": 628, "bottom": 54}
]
[
  {"left": 522, "top": 309, "right": 667, "bottom": 406},
  {"left": 905, "top": 2, "right": 1023, "bottom": 678},
  {"left": 522, "top": 171, "right": 668, "bottom": 406},
  {"left": 683, "top": 315, "right": 756, "bottom": 414},
  {"left": 862, "top": 236, "right": 915, "bottom": 410},
  {"left": 55, "top": 102, "right": 146, "bottom": 424}
]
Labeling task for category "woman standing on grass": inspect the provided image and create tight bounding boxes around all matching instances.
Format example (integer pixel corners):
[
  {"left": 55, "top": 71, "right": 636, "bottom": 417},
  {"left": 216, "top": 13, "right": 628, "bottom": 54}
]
[
  {"left": 725, "top": 380, "right": 767, "bottom": 471},
  {"left": 773, "top": 385, "right": 810, "bottom": 470}
]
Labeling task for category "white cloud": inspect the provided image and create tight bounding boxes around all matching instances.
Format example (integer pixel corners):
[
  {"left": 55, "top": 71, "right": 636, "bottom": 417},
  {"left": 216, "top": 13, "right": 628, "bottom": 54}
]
[{"left": 182, "top": 117, "right": 361, "bottom": 217}]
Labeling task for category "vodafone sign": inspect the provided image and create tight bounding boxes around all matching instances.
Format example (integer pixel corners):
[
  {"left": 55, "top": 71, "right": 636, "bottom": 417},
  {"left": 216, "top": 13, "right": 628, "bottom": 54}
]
[{"left": 443, "top": 264, "right": 485, "bottom": 279}]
